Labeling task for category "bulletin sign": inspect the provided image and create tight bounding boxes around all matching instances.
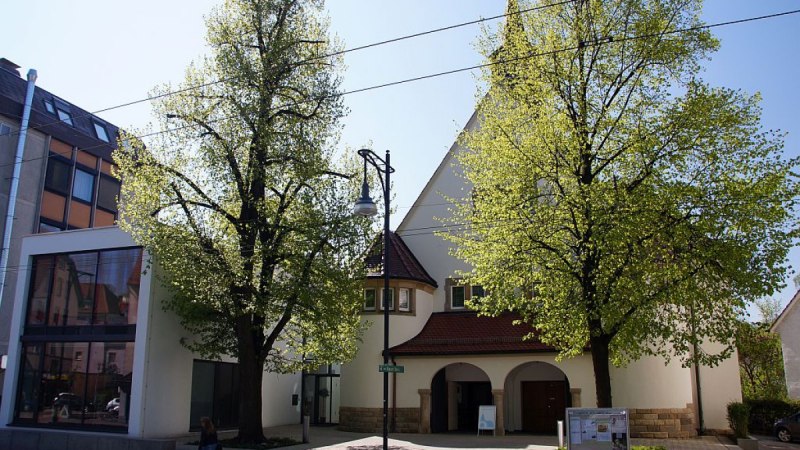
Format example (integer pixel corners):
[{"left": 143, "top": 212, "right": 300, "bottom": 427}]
[{"left": 566, "top": 408, "right": 629, "bottom": 450}]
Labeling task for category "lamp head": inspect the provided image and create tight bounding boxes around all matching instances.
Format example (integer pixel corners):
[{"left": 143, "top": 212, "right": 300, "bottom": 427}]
[{"left": 353, "top": 180, "right": 378, "bottom": 217}]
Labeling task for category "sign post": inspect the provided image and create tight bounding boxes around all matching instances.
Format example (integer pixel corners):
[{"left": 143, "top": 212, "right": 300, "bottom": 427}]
[{"left": 566, "top": 408, "right": 629, "bottom": 450}]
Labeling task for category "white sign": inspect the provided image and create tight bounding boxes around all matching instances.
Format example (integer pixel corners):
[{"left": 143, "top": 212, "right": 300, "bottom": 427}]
[
  {"left": 477, "top": 405, "right": 496, "bottom": 435},
  {"left": 567, "top": 408, "right": 629, "bottom": 450}
]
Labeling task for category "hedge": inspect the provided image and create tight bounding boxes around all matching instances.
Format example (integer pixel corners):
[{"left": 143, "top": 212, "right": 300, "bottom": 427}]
[{"left": 745, "top": 399, "right": 800, "bottom": 435}]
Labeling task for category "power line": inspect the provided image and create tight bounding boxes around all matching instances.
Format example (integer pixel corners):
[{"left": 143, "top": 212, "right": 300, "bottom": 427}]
[
  {"left": 6, "top": 0, "right": 577, "bottom": 141},
  {"left": 0, "top": 8, "right": 796, "bottom": 174}
]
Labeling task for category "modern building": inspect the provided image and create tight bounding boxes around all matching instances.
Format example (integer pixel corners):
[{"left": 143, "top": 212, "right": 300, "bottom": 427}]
[
  {"left": 337, "top": 109, "right": 744, "bottom": 438},
  {"left": 0, "top": 57, "right": 123, "bottom": 399},
  {"left": 771, "top": 290, "right": 800, "bottom": 400},
  {"left": 0, "top": 60, "right": 301, "bottom": 446}
]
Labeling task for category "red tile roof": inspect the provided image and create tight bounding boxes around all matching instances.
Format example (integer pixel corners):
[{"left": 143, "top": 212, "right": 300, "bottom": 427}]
[
  {"left": 366, "top": 231, "right": 437, "bottom": 287},
  {"left": 389, "top": 311, "right": 557, "bottom": 356}
]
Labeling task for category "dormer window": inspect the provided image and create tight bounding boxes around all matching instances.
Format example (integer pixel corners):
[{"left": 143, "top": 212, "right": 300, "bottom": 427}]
[
  {"left": 56, "top": 108, "right": 72, "bottom": 125},
  {"left": 93, "top": 121, "right": 109, "bottom": 142}
]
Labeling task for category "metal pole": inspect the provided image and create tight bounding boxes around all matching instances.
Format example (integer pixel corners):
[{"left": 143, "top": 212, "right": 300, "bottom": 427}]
[
  {"left": 0, "top": 69, "right": 37, "bottom": 311},
  {"left": 382, "top": 149, "right": 390, "bottom": 450}
]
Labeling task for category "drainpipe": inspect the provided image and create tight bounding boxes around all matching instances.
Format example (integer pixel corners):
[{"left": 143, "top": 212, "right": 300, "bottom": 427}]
[
  {"left": 690, "top": 305, "right": 705, "bottom": 434},
  {"left": 0, "top": 68, "right": 37, "bottom": 313}
]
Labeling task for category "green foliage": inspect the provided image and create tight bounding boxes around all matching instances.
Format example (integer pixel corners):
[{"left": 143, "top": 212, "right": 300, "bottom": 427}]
[
  {"left": 115, "top": 0, "right": 372, "bottom": 440},
  {"left": 444, "top": 0, "right": 799, "bottom": 406},
  {"left": 736, "top": 320, "right": 787, "bottom": 400},
  {"left": 727, "top": 402, "right": 751, "bottom": 438},
  {"left": 745, "top": 399, "right": 800, "bottom": 435}
]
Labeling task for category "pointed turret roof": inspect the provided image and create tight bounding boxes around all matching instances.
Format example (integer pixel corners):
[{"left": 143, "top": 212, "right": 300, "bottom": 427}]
[{"left": 365, "top": 231, "right": 438, "bottom": 288}]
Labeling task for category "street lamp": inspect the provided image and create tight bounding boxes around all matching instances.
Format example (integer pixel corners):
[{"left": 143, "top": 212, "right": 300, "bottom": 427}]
[{"left": 353, "top": 148, "right": 394, "bottom": 450}]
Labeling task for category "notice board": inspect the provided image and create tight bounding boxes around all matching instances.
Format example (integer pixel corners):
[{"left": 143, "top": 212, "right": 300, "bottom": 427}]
[
  {"left": 566, "top": 408, "right": 629, "bottom": 450},
  {"left": 477, "top": 405, "right": 496, "bottom": 435}
]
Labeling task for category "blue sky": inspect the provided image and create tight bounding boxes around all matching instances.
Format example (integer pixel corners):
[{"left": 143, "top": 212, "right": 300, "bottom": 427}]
[{"left": 3, "top": 1, "right": 799, "bottom": 318}]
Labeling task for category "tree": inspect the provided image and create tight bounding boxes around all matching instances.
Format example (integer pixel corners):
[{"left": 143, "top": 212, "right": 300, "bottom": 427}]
[
  {"left": 445, "top": 0, "right": 799, "bottom": 407},
  {"left": 755, "top": 297, "right": 782, "bottom": 324},
  {"left": 736, "top": 320, "right": 786, "bottom": 400},
  {"left": 114, "top": 0, "right": 371, "bottom": 442}
]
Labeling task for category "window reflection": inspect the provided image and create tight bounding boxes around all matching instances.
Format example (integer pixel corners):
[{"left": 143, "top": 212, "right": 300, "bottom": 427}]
[
  {"left": 94, "top": 249, "right": 141, "bottom": 325},
  {"left": 16, "top": 247, "right": 141, "bottom": 431}
]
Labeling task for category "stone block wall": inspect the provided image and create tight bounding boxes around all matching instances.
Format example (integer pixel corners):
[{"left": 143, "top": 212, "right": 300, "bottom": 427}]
[
  {"left": 629, "top": 405, "right": 697, "bottom": 438},
  {"left": 339, "top": 407, "right": 420, "bottom": 433}
]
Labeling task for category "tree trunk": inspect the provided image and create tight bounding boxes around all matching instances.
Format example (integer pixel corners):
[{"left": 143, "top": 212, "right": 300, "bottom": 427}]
[
  {"left": 589, "top": 332, "right": 613, "bottom": 407},
  {"left": 236, "top": 319, "right": 266, "bottom": 443}
]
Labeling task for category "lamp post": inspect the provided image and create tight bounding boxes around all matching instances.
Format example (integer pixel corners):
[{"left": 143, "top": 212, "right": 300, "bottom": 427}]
[{"left": 353, "top": 149, "right": 394, "bottom": 450}]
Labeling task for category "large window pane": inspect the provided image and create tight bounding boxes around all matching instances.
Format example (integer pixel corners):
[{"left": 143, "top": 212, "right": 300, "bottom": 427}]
[
  {"left": 45, "top": 158, "right": 70, "bottom": 194},
  {"left": 15, "top": 341, "right": 134, "bottom": 429},
  {"left": 15, "top": 344, "right": 42, "bottom": 421},
  {"left": 72, "top": 169, "right": 94, "bottom": 202},
  {"left": 48, "top": 253, "right": 97, "bottom": 327},
  {"left": 40, "top": 342, "right": 89, "bottom": 425},
  {"left": 84, "top": 342, "right": 134, "bottom": 428},
  {"left": 97, "top": 176, "right": 120, "bottom": 212},
  {"left": 94, "top": 248, "right": 142, "bottom": 325},
  {"left": 26, "top": 256, "right": 54, "bottom": 326}
]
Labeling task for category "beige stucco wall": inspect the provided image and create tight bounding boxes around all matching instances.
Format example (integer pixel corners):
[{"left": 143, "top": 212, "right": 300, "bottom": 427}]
[
  {"left": 396, "top": 114, "right": 477, "bottom": 314},
  {"left": 340, "top": 287, "right": 434, "bottom": 408},
  {"left": 697, "top": 342, "right": 743, "bottom": 430},
  {"left": 0, "top": 123, "right": 48, "bottom": 393},
  {"left": 774, "top": 293, "right": 800, "bottom": 400},
  {"left": 611, "top": 355, "right": 693, "bottom": 409}
]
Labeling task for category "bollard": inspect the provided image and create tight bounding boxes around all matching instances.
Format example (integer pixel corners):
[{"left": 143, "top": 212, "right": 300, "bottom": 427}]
[
  {"left": 558, "top": 420, "right": 564, "bottom": 449},
  {"left": 303, "top": 415, "right": 310, "bottom": 443}
]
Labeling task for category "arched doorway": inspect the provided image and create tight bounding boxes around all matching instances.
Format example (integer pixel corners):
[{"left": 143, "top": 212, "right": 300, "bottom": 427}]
[
  {"left": 430, "top": 363, "right": 491, "bottom": 433},
  {"left": 504, "top": 361, "right": 570, "bottom": 434}
]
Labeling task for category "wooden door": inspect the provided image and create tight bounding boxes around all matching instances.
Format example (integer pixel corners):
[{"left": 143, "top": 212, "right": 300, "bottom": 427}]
[{"left": 521, "top": 381, "right": 565, "bottom": 433}]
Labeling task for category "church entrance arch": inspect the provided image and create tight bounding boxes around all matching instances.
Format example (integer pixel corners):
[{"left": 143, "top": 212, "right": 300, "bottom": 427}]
[
  {"left": 430, "top": 363, "right": 491, "bottom": 433},
  {"left": 504, "top": 361, "right": 570, "bottom": 434}
]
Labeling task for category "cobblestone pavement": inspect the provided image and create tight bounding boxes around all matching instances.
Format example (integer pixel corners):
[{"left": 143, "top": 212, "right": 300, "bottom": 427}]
[{"left": 175, "top": 425, "right": 800, "bottom": 450}]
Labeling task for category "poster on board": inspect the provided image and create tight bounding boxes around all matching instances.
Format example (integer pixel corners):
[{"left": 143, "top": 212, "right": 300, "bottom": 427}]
[
  {"left": 477, "top": 405, "right": 496, "bottom": 435},
  {"left": 567, "top": 408, "right": 629, "bottom": 450}
]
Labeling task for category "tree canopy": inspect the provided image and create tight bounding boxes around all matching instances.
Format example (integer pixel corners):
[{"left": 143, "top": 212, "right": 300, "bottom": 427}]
[
  {"left": 115, "top": 0, "right": 371, "bottom": 441},
  {"left": 445, "top": 0, "right": 800, "bottom": 407}
]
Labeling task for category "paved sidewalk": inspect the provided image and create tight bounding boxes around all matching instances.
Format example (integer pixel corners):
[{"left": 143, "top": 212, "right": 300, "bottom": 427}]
[{"left": 174, "top": 424, "right": 753, "bottom": 450}]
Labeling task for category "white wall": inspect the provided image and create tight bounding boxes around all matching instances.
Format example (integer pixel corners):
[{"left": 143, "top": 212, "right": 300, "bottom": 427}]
[
  {"left": 697, "top": 343, "right": 743, "bottom": 430},
  {"left": 340, "top": 286, "right": 434, "bottom": 408},
  {"left": 774, "top": 294, "right": 800, "bottom": 400},
  {"left": 0, "top": 227, "right": 303, "bottom": 438},
  {"left": 611, "top": 355, "right": 693, "bottom": 409},
  {"left": 396, "top": 112, "right": 478, "bottom": 313}
]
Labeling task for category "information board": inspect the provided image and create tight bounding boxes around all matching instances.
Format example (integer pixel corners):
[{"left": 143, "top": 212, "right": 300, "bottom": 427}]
[
  {"left": 477, "top": 405, "right": 496, "bottom": 435},
  {"left": 566, "top": 408, "right": 629, "bottom": 450}
]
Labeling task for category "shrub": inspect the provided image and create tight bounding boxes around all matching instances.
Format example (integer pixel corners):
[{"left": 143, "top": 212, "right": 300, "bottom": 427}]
[
  {"left": 727, "top": 402, "right": 751, "bottom": 438},
  {"left": 745, "top": 398, "right": 800, "bottom": 434}
]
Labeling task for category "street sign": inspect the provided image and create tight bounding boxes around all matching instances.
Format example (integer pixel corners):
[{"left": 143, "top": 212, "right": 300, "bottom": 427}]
[{"left": 378, "top": 364, "right": 405, "bottom": 373}]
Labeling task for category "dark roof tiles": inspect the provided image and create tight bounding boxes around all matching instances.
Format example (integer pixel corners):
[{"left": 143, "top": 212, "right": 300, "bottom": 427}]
[
  {"left": 366, "top": 231, "right": 437, "bottom": 287},
  {"left": 0, "top": 64, "right": 119, "bottom": 161},
  {"left": 389, "top": 311, "right": 556, "bottom": 356}
]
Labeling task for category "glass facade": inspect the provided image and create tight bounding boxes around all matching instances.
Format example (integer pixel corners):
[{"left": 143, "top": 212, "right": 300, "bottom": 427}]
[
  {"left": 15, "top": 247, "right": 142, "bottom": 431},
  {"left": 39, "top": 138, "right": 121, "bottom": 233}
]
